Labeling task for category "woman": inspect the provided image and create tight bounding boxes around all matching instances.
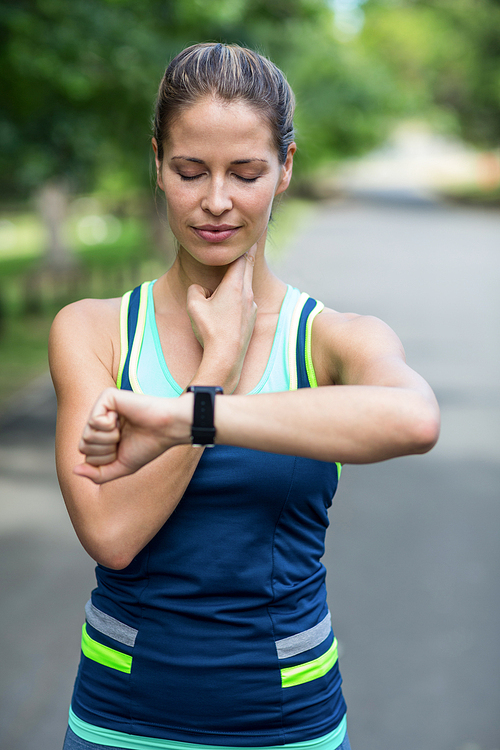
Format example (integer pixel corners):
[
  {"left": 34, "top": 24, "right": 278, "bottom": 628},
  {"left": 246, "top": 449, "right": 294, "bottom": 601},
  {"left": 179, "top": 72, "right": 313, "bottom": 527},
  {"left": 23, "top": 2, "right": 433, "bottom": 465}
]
[{"left": 50, "top": 43, "right": 440, "bottom": 750}]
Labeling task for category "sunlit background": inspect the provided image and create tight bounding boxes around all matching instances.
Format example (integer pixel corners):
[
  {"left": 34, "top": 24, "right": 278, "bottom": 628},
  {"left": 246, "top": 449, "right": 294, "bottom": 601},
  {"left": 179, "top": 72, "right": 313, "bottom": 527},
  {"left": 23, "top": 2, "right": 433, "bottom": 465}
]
[{"left": 1, "top": 2, "right": 499, "bottom": 749}]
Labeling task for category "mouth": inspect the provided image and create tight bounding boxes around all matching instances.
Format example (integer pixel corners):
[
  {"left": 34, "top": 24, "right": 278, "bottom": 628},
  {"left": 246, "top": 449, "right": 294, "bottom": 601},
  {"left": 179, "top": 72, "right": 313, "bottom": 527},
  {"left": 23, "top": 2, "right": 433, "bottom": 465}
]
[{"left": 191, "top": 224, "right": 241, "bottom": 243}]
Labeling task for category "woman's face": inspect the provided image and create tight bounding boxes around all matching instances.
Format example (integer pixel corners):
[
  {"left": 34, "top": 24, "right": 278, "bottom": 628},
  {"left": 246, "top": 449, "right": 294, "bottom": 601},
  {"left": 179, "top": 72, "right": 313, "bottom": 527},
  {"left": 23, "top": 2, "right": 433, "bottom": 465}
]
[{"left": 153, "top": 97, "right": 295, "bottom": 267}]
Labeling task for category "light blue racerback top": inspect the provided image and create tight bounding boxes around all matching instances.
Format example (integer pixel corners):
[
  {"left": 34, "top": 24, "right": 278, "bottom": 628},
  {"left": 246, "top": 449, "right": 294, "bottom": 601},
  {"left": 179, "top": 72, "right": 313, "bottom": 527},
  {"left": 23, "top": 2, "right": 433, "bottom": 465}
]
[{"left": 119, "top": 282, "right": 320, "bottom": 397}]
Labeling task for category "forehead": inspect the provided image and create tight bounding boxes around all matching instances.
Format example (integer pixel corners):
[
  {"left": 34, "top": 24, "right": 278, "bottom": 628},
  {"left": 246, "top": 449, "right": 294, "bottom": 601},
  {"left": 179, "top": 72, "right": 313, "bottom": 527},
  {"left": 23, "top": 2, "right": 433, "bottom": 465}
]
[{"left": 166, "top": 97, "right": 276, "bottom": 159}]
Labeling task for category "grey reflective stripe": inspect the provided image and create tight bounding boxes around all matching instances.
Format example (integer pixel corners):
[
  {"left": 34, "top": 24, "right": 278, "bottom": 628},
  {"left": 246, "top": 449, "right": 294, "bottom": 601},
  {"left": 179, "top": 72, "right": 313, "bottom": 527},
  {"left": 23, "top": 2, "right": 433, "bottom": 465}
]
[
  {"left": 275, "top": 611, "right": 331, "bottom": 659},
  {"left": 85, "top": 600, "right": 138, "bottom": 647}
]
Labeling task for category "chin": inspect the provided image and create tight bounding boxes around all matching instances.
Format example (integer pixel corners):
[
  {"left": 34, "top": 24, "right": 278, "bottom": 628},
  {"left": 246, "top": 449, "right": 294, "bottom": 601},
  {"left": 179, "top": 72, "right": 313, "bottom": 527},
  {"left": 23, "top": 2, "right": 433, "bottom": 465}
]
[
  {"left": 181, "top": 242, "right": 251, "bottom": 267},
  {"left": 201, "top": 250, "right": 246, "bottom": 267}
]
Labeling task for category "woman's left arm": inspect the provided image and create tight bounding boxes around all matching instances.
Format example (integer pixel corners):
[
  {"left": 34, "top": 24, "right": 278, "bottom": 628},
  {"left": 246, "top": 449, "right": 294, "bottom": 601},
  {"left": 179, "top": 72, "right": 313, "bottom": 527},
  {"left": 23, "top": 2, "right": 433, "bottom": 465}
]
[
  {"left": 217, "top": 311, "right": 440, "bottom": 463},
  {"left": 76, "top": 311, "right": 440, "bottom": 481}
]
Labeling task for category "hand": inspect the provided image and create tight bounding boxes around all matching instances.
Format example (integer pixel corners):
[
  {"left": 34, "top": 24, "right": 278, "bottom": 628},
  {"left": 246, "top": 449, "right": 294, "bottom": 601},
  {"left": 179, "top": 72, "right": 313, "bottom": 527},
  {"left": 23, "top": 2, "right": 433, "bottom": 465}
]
[
  {"left": 74, "top": 388, "right": 192, "bottom": 484},
  {"left": 186, "top": 247, "right": 258, "bottom": 391}
]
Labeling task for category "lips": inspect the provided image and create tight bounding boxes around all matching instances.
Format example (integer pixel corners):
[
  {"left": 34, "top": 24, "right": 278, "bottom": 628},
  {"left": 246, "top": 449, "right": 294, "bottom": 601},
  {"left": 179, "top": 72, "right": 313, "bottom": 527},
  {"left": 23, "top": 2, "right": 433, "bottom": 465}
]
[{"left": 192, "top": 224, "right": 241, "bottom": 243}]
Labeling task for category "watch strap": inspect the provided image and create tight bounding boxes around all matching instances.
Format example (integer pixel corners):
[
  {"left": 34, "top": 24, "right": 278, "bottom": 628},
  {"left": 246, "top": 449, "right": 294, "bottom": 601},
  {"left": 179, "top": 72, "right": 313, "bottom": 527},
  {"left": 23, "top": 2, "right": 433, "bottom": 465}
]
[{"left": 186, "top": 386, "right": 223, "bottom": 447}]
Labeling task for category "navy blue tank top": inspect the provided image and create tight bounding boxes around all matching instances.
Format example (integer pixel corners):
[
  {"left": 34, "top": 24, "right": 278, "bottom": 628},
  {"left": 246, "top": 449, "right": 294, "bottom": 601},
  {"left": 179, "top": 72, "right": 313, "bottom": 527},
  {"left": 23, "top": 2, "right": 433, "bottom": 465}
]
[{"left": 70, "top": 283, "right": 346, "bottom": 746}]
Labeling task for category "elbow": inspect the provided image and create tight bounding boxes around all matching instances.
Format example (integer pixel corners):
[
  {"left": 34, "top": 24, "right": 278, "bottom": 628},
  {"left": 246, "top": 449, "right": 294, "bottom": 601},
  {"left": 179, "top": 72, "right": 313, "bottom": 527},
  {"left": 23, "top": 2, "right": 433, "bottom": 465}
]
[
  {"left": 98, "top": 553, "right": 135, "bottom": 571},
  {"left": 63, "top": 487, "right": 148, "bottom": 570},
  {"left": 81, "top": 531, "right": 139, "bottom": 570},
  {"left": 407, "top": 402, "right": 441, "bottom": 455},
  {"left": 86, "top": 544, "right": 136, "bottom": 571}
]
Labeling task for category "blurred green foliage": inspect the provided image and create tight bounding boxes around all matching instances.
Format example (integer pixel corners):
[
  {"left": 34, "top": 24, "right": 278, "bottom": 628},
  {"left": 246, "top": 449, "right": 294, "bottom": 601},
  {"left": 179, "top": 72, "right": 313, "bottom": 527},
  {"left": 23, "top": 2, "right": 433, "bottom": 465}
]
[
  {"left": 0, "top": 0, "right": 401, "bottom": 200},
  {"left": 363, "top": 0, "right": 500, "bottom": 148},
  {"left": 2, "top": 0, "right": 499, "bottom": 204}
]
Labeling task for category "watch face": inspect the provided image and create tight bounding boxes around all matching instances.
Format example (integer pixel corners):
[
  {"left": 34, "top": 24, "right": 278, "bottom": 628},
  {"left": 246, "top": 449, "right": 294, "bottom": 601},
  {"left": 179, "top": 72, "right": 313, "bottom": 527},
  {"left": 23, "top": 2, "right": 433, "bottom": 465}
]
[{"left": 194, "top": 392, "right": 213, "bottom": 427}]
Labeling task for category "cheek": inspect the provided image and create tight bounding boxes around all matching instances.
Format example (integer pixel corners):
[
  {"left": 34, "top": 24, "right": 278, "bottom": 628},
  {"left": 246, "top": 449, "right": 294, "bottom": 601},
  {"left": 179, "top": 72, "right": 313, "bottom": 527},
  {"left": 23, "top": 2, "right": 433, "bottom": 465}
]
[
  {"left": 164, "top": 202, "right": 186, "bottom": 241},
  {"left": 246, "top": 180, "right": 277, "bottom": 212},
  {"left": 254, "top": 191, "right": 276, "bottom": 223},
  {"left": 164, "top": 189, "right": 191, "bottom": 222}
]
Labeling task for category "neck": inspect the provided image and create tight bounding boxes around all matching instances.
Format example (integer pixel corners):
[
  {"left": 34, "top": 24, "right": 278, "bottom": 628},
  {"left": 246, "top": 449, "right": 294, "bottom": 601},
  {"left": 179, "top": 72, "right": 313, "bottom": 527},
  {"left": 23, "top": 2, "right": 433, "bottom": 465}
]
[{"left": 155, "top": 236, "right": 285, "bottom": 313}]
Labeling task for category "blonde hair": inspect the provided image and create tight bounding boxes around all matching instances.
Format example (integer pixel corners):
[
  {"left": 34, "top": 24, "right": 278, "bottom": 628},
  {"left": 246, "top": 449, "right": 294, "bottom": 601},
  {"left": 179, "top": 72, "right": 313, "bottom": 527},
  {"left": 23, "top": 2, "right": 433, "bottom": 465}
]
[{"left": 153, "top": 43, "right": 295, "bottom": 165}]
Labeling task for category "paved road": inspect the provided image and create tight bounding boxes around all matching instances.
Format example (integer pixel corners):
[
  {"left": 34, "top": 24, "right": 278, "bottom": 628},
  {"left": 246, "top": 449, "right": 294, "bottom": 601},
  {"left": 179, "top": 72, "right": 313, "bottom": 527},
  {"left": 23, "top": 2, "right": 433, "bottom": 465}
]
[
  {"left": 273, "top": 192, "right": 500, "bottom": 750},
  {"left": 1, "top": 193, "right": 499, "bottom": 750}
]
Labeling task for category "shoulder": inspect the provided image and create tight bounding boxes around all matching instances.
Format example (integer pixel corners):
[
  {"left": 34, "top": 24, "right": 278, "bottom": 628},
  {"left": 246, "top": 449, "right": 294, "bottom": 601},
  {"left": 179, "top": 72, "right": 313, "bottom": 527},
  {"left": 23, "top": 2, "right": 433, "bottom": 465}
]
[
  {"left": 49, "top": 297, "right": 122, "bottom": 387},
  {"left": 311, "top": 306, "right": 406, "bottom": 385},
  {"left": 51, "top": 296, "right": 121, "bottom": 330},
  {"left": 49, "top": 296, "right": 121, "bottom": 349}
]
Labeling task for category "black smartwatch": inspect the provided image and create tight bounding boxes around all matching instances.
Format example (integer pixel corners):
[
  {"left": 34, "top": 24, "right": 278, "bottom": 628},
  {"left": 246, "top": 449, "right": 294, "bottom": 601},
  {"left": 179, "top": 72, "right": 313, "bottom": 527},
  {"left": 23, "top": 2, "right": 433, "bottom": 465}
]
[{"left": 186, "top": 386, "right": 223, "bottom": 447}]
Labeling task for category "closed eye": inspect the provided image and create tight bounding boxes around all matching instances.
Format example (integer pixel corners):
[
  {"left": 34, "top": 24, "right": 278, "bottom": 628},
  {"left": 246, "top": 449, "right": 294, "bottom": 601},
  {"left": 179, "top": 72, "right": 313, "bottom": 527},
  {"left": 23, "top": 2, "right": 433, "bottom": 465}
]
[
  {"left": 235, "top": 175, "right": 259, "bottom": 183},
  {"left": 178, "top": 173, "right": 259, "bottom": 183}
]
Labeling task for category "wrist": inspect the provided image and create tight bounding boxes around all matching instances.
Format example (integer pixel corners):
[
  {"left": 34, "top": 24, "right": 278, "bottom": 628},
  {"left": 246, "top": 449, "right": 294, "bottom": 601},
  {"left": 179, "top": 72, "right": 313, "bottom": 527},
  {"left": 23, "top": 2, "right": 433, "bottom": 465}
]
[
  {"left": 164, "top": 393, "right": 194, "bottom": 446},
  {"left": 191, "top": 356, "right": 241, "bottom": 394}
]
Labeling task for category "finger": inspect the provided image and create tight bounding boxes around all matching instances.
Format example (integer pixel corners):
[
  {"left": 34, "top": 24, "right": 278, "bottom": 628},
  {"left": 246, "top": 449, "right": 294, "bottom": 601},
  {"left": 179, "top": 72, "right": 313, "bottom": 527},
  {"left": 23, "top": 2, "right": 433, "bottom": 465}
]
[
  {"left": 214, "top": 253, "right": 250, "bottom": 297},
  {"left": 80, "top": 424, "right": 121, "bottom": 446},
  {"left": 243, "top": 245, "right": 256, "bottom": 287},
  {"left": 79, "top": 439, "right": 118, "bottom": 458},
  {"left": 187, "top": 283, "right": 212, "bottom": 304},
  {"left": 229, "top": 245, "right": 256, "bottom": 287},
  {"left": 245, "top": 243, "right": 257, "bottom": 264},
  {"left": 73, "top": 462, "right": 102, "bottom": 482},
  {"left": 89, "top": 389, "right": 119, "bottom": 419},
  {"left": 88, "top": 410, "right": 119, "bottom": 432},
  {"left": 84, "top": 451, "right": 118, "bottom": 466},
  {"left": 74, "top": 461, "right": 130, "bottom": 485}
]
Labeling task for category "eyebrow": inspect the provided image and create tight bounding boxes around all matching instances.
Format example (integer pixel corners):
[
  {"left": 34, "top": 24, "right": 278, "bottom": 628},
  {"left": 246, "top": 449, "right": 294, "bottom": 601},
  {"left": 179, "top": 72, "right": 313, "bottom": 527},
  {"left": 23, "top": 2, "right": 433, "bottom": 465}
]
[{"left": 170, "top": 157, "right": 269, "bottom": 165}]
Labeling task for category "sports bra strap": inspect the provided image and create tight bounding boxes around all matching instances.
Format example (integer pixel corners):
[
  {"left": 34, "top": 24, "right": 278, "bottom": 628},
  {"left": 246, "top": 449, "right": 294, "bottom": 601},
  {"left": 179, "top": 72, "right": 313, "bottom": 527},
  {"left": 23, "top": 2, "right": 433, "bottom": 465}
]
[
  {"left": 117, "top": 282, "right": 149, "bottom": 391},
  {"left": 288, "top": 293, "right": 324, "bottom": 390}
]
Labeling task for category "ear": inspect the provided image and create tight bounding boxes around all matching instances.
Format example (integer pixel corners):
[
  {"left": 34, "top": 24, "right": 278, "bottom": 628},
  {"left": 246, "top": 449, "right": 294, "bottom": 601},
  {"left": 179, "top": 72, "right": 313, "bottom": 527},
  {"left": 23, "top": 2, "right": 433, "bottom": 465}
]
[
  {"left": 152, "top": 138, "right": 165, "bottom": 192},
  {"left": 275, "top": 142, "right": 296, "bottom": 196}
]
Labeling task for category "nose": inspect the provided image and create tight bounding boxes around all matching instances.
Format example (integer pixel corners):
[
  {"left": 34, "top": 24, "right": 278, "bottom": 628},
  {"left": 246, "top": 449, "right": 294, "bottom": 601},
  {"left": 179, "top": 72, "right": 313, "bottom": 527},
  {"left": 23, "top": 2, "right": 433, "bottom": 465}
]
[{"left": 201, "top": 177, "right": 232, "bottom": 216}]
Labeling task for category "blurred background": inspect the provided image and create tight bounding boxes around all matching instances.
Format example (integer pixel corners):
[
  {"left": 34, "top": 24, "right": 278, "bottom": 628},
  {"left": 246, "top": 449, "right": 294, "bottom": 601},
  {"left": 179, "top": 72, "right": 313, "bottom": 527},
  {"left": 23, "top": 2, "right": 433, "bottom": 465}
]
[{"left": 0, "top": 1, "right": 499, "bottom": 749}]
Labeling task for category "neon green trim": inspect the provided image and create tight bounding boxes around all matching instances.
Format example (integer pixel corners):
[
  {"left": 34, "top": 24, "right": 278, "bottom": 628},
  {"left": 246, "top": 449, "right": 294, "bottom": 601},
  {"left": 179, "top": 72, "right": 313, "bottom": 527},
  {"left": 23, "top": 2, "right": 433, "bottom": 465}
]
[
  {"left": 69, "top": 707, "right": 347, "bottom": 750},
  {"left": 335, "top": 462, "right": 342, "bottom": 479},
  {"left": 288, "top": 293, "right": 309, "bottom": 391},
  {"left": 81, "top": 624, "right": 132, "bottom": 674},
  {"left": 281, "top": 639, "right": 338, "bottom": 688},
  {"left": 128, "top": 281, "right": 150, "bottom": 394},
  {"left": 116, "top": 290, "right": 132, "bottom": 389},
  {"left": 304, "top": 301, "right": 324, "bottom": 388}
]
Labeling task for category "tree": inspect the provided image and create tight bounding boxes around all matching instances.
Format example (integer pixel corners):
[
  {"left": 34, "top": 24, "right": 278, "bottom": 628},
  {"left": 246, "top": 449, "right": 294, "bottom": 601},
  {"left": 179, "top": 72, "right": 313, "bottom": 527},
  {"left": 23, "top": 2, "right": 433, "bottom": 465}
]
[
  {"left": 0, "top": 0, "right": 403, "bottom": 263},
  {"left": 362, "top": 0, "right": 500, "bottom": 149},
  {"left": 1, "top": 0, "right": 174, "bottom": 264}
]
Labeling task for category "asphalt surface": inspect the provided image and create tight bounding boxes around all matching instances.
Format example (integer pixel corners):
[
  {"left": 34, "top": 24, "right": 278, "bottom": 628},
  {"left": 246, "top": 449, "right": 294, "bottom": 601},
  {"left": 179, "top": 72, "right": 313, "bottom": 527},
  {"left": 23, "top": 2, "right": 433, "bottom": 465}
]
[{"left": 1, "top": 192, "right": 499, "bottom": 750}]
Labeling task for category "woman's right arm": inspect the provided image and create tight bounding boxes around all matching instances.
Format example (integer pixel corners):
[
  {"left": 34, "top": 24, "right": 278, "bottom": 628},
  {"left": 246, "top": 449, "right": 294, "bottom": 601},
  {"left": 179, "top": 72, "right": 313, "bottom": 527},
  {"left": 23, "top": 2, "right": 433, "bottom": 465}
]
[
  {"left": 50, "top": 300, "right": 207, "bottom": 570},
  {"left": 50, "top": 255, "right": 256, "bottom": 570}
]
